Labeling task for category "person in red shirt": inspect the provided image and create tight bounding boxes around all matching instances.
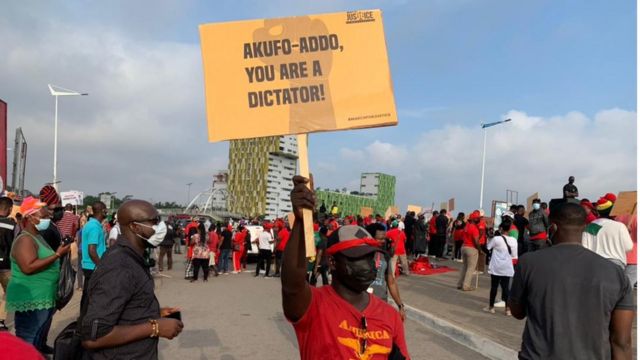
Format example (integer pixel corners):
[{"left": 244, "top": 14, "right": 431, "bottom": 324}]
[
  {"left": 183, "top": 218, "right": 199, "bottom": 259},
  {"left": 232, "top": 225, "right": 247, "bottom": 274},
  {"left": 207, "top": 224, "right": 220, "bottom": 276},
  {"left": 274, "top": 222, "right": 290, "bottom": 277},
  {"left": 283, "top": 176, "right": 410, "bottom": 360},
  {"left": 477, "top": 211, "right": 488, "bottom": 273},
  {"left": 457, "top": 211, "right": 481, "bottom": 291},
  {"left": 387, "top": 221, "right": 409, "bottom": 276},
  {"left": 427, "top": 211, "right": 438, "bottom": 255}
]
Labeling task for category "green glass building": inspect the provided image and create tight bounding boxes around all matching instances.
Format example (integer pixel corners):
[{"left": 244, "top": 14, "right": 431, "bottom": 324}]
[{"left": 316, "top": 173, "right": 396, "bottom": 217}]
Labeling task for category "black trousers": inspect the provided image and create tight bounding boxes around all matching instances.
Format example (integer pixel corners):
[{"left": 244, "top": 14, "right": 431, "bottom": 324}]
[
  {"left": 274, "top": 250, "right": 283, "bottom": 275},
  {"left": 256, "top": 249, "right": 273, "bottom": 276},
  {"left": 309, "top": 265, "right": 329, "bottom": 286},
  {"left": 430, "top": 235, "right": 445, "bottom": 258},
  {"left": 192, "top": 258, "right": 210, "bottom": 280},
  {"left": 80, "top": 269, "right": 94, "bottom": 313},
  {"left": 489, "top": 275, "right": 510, "bottom": 307},
  {"left": 454, "top": 240, "right": 463, "bottom": 259}
]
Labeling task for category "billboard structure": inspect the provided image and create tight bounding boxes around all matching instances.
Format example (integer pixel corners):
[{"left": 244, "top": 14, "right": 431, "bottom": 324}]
[{"left": 11, "top": 127, "right": 27, "bottom": 197}]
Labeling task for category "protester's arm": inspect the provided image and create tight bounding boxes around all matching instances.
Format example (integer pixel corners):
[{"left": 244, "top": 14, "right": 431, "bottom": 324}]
[
  {"left": 386, "top": 268, "right": 406, "bottom": 322},
  {"left": 86, "top": 225, "right": 102, "bottom": 266},
  {"left": 281, "top": 176, "right": 314, "bottom": 322},
  {"left": 620, "top": 227, "right": 634, "bottom": 252},
  {"left": 88, "top": 244, "right": 100, "bottom": 266},
  {"left": 82, "top": 317, "right": 183, "bottom": 350},
  {"left": 610, "top": 309, "right": 634, "bottom": 360},
  {"left": 11, "top": 235, "right": 70, "bottom": 274}
]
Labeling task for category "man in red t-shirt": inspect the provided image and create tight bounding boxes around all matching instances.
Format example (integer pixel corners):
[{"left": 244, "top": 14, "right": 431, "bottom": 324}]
[
  {"left": 387, "top": 221, "right": 410, "bottom": 276},
  {"left": 283, "top": 176, "right": 410, "bottom": 360},
  {"left": 457, "top": 211, "right": 481, "bottom": 291},
  {"left": 274, "top": 222, "right": 290, "bottom": 277}
]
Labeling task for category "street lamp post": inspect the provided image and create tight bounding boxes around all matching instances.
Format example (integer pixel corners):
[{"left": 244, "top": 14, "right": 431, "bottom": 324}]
[
  {"left": 186, "top": 182, "right": 193, "bottom": 206},
  {"left": 479, "top": 118, "right": 512, "bottom": 210},
  {"left": 48, "top": 84, "right": 88, "bottom": 191}
]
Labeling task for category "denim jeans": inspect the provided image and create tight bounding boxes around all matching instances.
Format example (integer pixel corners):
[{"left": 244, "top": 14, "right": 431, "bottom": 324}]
[
  {"left": 220, "top": 249, "right": 232, "bottom": 273},
  {"left": 15, "top": 307, "right": 55, "bottom": 349}
]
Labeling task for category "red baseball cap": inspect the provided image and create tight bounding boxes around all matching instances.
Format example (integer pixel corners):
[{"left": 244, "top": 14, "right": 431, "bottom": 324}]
[{"left": 326, "top": 225, "right": 384, "bottom": 258}]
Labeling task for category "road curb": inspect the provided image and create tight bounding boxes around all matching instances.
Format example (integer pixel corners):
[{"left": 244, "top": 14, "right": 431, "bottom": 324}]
[{"left": 404, "top": 303, "right": 518, "bottom": 360}]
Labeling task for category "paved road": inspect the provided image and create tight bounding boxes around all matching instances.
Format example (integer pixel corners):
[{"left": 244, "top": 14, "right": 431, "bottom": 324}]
[{"left": 46, "top": 259, "right": 487, "bottom": 359}]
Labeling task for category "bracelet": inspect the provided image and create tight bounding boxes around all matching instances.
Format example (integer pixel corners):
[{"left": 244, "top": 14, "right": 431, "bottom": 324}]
[{"left": 149, "top": 319, "right": 159, "bottom": 338}]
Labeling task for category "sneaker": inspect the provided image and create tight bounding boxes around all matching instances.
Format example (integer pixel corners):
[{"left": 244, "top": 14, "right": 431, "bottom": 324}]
[
  {"left": 231, "top": 271, "right": 239, "bottom": 274},
  {"left": 505, "top": 309, "right": 512, "bottom": 317},
  {"left": 482, "top": 307, "right": 496, "bottom": 314},
  {"left": 473, "top": 270, "right": 484, "bottom": 275},
  {"left": 494, "top": 301, "right": 506, "bottom": 308},
  {"left": 0, "top": 321, "right": 8, "bottom": 331}
]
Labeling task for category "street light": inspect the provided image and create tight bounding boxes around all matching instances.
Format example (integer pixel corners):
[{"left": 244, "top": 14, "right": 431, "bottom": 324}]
[
  {"left": 479, "top": 118, "right": 512, "bottom": 210},
  {"left": 186, "top": 182, "right": 193, "bottom": 206},
  {"left": 48, "top": 84, "right": 88, "bottom": 191}
]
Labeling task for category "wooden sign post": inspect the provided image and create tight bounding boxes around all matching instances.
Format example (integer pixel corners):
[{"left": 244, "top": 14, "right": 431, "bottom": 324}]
[{"left": 296, "top": 134, "right": 316, "bottom": 256}]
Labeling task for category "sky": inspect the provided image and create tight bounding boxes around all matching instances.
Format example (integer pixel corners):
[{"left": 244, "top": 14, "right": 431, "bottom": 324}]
[{"left": 0, "top": 0, "right": 636, "bottom": 213}]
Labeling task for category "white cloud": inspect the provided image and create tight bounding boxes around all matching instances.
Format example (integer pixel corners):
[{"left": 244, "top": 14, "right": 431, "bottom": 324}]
[
  {"left": 338, "top": 109, "right": 637, "bottom": 213},
  {"left": 0, "top": 15, "right": 225, "bottom": 204}
]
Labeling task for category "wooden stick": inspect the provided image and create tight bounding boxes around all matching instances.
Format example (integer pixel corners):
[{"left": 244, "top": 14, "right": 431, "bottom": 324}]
[{"left": 296, "top": 134, "right": 316, "bottom": 258}]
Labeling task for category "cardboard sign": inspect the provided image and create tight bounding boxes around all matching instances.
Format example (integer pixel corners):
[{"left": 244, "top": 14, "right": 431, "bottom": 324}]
[
  {"left": 407, "top": 205, "right": 422, "bottom": 214},
  {"left": 360, "top": 207, "right": 373, "bottom": 218},
  {"left": 526, "top": 192, "right": 539, "bottom": 212},
  {"left": 448, "top": 198, "right": 455, "bottom": 211},
  {"left": 384, "top": 205, "right": 399, "bottom": 220},
  {"left": 610, "top": 191, "right": 637, "bottom": 217},
  {"left": 200, "top": 9, "right": 397, "bottom": 141}
]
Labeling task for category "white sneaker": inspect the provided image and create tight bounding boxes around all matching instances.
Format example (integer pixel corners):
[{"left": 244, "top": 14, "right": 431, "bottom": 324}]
[
  {"left": 473, "top": 271, "right": 484, "bottom": 275},
  {"left": 494, "top": 301, "right": 506, "bottom": 308}
]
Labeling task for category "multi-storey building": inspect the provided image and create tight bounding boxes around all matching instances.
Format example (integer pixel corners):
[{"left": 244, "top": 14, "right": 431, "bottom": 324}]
[
  {"left": 227, "top": 135, "right": 297, "bottom": 219},
  {"left": 316, "top": 173, "right": 396, "bottom": 217}
]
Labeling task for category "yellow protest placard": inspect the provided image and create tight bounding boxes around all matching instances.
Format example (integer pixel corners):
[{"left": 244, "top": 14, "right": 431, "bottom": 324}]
[
  {"left": 526, "top": 192, "right": 539, "bottom": 212},
  {"left": 360, "top": 207, "right": 373, "bottom": 218},
  {"left": 610, "top": 191, "right": 637, "bottom": 217},
  {"left": 199, "top": 9, "right": 397, "bottom": 141},
  {"left": 407, "top": 205, "right": 422, "bottom": 214},
  {"left": 384, "top": 206, "right": 399, "bottom": 220}
]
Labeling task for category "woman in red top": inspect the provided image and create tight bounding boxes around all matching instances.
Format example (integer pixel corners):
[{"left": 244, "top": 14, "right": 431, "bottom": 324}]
[
  {"left": 232, "top": 225, "right": 247, "bottom": 274},
  {"left": 208, "top": 224, "right": 220, "bottom": 276},
  {"left": 457, "top": 211, "right": 481, "bottom": 291},
  {"left": 452, "top": 212, "right": 466, "bottom": 262}
]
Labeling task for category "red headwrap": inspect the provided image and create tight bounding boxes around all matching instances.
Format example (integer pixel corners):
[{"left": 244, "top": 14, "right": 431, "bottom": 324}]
[{"left": 39, "top": 185, "right": 60, "bottom": 206}]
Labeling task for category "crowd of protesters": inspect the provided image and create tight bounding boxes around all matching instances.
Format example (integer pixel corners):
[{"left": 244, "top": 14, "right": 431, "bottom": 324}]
[{"left": 0, "top": 174, "right": 635, "bottom": 359}]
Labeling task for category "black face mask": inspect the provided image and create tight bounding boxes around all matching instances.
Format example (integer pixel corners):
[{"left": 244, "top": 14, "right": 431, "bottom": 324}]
[
  {"left": 336, "top": 254, "right": 377, "bottom": 293},
  {"left": 52, "top": 207, "right": 64, "bottom": 222}
]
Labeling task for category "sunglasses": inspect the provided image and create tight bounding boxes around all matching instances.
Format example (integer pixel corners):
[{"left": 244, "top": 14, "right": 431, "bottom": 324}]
[{"left": 135, "top": 216, "right": 160, "bottom": 225}]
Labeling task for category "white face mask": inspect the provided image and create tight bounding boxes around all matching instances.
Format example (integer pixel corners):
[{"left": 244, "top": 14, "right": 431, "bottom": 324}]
[
  {"left": 533, "top": 203, "right": 541, "bottom": 210},
  {"left": 133, "top": 221, "right": 167, "bottom": 247}
]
